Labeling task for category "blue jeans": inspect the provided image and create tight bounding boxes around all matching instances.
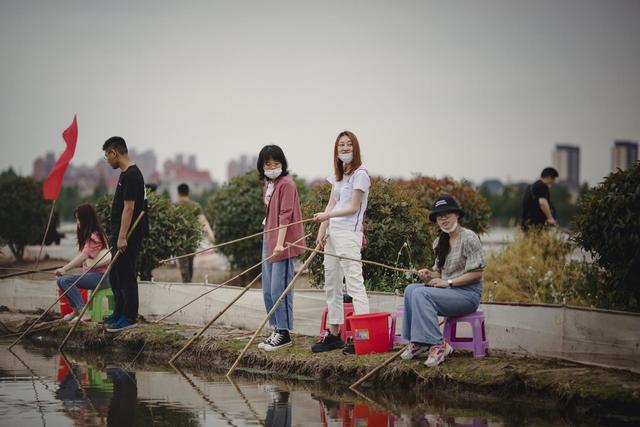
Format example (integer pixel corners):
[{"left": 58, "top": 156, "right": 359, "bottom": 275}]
[
  {"left": 262, "top": 239, "right": 295, "bottom": 331},
  {"left": 56, "top": 272, "right": 111, "bottom": 311},
  {"left": 402, "top": 282, "right": 482, "bottom": 345}
]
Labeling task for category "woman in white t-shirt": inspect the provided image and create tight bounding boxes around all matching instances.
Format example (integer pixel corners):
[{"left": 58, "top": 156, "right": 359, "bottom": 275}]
[{"left": 311, "top": 130, "right": 371, "bottom": 354}]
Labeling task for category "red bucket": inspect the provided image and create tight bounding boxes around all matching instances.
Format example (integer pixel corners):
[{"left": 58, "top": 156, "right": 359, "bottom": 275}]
[
  {"left": 58, "top": 288, "right": 88, "bottom": 316},
  {"left": 346, "top": 312, "right": 392, "bottom": 355}
]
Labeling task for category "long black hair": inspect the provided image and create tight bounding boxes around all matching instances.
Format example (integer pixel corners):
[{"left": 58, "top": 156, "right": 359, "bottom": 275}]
[
  {"left": 435, "top": 231, "right": 450, "bottom": 272},
  {"left": 74, "top": 204, "right": 108, "bottom": 251},
  {"left": 257, "top": 145, "right": 290, "bottom": 180}
]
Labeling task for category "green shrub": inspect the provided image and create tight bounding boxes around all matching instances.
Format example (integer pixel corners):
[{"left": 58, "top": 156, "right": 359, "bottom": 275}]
[
  {"left": 572, "top": 164, "right": 640, "bottom": 311},
  {"left": 205, "top": 171, "right": 264, "bottom": 272},
  {"left": 302, "top": 177, "right": 433, "bottom": 292},
  {"left": 0, "top": 177, "right": 49, "bottom": 261},
  {"left": 396, "top": 176, "right": 492, "bottom": 233},
  {"left": 204, "top": 172, "right": 308, "bottom": 273},
  {"left": 97, "top": 193, "right": 202, "bottom": 281}
]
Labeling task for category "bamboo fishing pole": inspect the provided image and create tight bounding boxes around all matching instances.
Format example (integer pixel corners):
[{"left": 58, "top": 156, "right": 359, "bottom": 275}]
[
  {"left": 0, "top": 265, "right": 63, "bottom": 280},
  {"left": 169, "top": 233, "right": 311, "bottom": 364},
  {"left": 59, "top": 210, "right": 145, "bottom": 351},
  {"left": 33, "top": 199, "right": 57, "bottom": 279},
  {"left": 158, "top": 217, "right": 314, "bottom": 264},
  {"left": 8, "top": 248, "right": 114, "bottom": 349},
  {"left": 350, "top": 320, "right": 445, "bottom": 389},
  {"left": 226, "top": 244, "right": 320, "bottom": 377},
  {"left": 156, "top": 233, "right": 307, "bottom": 324},
  {"left": 286, "top": 242, "right": 419, "bottom": 275}
]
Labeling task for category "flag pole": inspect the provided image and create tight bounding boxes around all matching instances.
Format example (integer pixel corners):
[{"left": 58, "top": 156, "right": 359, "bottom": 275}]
[{"left": 32, "top": 199, "right": 56, "bottom": 279}]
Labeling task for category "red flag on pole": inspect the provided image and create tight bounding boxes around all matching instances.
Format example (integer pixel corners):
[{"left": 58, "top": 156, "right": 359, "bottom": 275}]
[{"left": 42, "top": 115, "right": 78, "bottom": 201}]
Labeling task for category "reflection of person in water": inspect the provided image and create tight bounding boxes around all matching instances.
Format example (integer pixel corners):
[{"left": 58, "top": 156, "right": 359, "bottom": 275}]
[
  {"left": 106, "top": 368, "right": 138, "bottom": 427},
  {"left": 265, "top": 388, "right": 292, "bottom": 427},
  {"left": 55, "top": 358, "right": 110, "bottom": 426}
]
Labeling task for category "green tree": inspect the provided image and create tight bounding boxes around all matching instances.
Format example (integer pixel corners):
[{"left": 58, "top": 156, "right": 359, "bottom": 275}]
[
  {"left": 303, "top": 178, "right": 432, "bottom": 292},
  {"left": 0, "top": 177, "right": 49, "bottom": 261},
  {"left": 96, "top": 193, "right": 202, "bottom": 280},
  {"left": 572, "top": 164, "right": 640, "bottom": 311},
  {"left": 205, "top": 171, "right": 264, "bottom": 272}
]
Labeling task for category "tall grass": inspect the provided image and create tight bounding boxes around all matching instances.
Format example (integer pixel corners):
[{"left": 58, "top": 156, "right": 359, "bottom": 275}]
[{"left": 483, "top": 229, "right": 599, "bottom": 306}]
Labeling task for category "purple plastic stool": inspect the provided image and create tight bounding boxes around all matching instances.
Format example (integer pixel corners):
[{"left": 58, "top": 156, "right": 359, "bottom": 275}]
[
  {"left": 391, "top": 306, "right": 409, "bottom": 346},
  {"left": 443, "top": 310, "right": 488, "bottom": 358}
]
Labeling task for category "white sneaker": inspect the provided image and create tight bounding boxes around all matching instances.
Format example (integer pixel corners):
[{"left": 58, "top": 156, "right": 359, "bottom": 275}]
[
  {"left": 62, "top": 312, "right": 76, "bottom": 321},
  {"left": 424, "top": 342, "right": 453, "bottom": 367},
  {"left": 258, "top": 331, "right": 277, "bottom": 349},
  {"left": 400, "top": 343, "right": 430, "bottom": 360},
  {"left": 69, "top": 314, "right": 92, "bottom": 323}
]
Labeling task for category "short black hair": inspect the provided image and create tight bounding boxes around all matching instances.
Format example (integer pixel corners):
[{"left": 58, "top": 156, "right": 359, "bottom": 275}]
[
  {"left": 257, "top": 145, "right": 289, "bottom": 180},
  {"left": 102, "top": 136, "right": 128, "bottom": 154},
  {"left": 541, "top": 167, "right": 559, "bottom": 179},
  {"left": 177, "top": 183, "right": 189, "bottom": 196}
]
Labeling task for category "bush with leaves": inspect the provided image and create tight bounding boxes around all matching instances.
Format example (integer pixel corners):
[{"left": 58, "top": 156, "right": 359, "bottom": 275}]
[
  {"left": 302, "top": 177, "right": 433, "bottom": 292},
  {"left": 205, "top": 171, "right": 309, "bottom": 273},
  {"left": 0, "top": 177, "right": 49, "bottom": 261},
  {"left": 396, "top": 176, "right": 491, "bottom": 233},
  {"left": 572, "top": 163, "right": 640, "bottom": 312},
  {"left": 96, "top": 193, "right": 202, "bottom": 281},
  {"left": 205, "top": 171, "right": 264, "bottom": 272}
]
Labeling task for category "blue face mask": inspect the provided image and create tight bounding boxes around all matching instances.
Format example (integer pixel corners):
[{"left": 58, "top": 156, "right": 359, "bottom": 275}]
[
  {"left": 338, "top": 153, "right": 353, "bottom": 164},
  {"left": 264, "top": 168, "right": 282, "bottom": 180}
]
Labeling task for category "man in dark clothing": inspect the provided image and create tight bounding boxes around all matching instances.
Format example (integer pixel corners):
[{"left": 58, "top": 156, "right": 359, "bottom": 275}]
[
  {"left": 102, "top": 136, "right": 148, "bottom": 331},
  {"left": 176, "top": 183, "right": 215, "bottom": 283},
  {"left": 521, "top": 167, "right": 559, "bottom": 231}
]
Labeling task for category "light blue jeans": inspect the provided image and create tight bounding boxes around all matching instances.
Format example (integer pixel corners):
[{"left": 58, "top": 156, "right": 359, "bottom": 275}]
[
  {"left": 56, "top": 272, "right": 111, "bottom": 311},
  {"left": 402, "top": 282, "right": 482, "bottom": 345},
  {"left": 262, "top": 239, "right": 295, "bottom": 331}
]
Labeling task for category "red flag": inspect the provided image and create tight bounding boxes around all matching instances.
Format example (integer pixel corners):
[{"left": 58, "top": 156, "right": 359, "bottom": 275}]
[{"left": 42, "top": 115, "right": 78, "bottom": 200}]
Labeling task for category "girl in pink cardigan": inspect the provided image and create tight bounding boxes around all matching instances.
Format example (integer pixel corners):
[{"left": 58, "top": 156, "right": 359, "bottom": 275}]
[{"left": 257, "top": 145, "right": 306, "bottom": 351}]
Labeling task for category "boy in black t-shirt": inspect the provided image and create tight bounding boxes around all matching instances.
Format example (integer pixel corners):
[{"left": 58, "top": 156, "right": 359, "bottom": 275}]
[
  {"left": 521, "top": 167, "right": 559, "bottom": 231},
  {"left": 102, "top": 136, "right": 148, "bottom": 331}
]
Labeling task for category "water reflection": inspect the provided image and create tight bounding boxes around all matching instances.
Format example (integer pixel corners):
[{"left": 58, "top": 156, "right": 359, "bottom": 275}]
[{"left": 0, "top": 342, "right": 580, "bottom": 426}]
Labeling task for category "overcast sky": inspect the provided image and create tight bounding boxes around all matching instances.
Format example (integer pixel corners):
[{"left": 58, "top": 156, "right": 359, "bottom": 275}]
[{"left": 1, "top": 0, "right": 639, "bottom": 185}]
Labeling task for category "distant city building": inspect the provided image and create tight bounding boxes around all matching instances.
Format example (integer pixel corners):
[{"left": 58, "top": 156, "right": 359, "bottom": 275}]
[
  {"left": 159, "top": 154, "right": 214, "bottom": 200},
  {"left": 611, "top": 140, "right": 638, "bottom": 172},
  {"left": 553, "top": 144, "right": 580, "bottom": 190},
  {"left": 32, "top": 149, "right": 164, "bottom": 196},
  {"left": 227, "top": 154, "right": 257, "bottom": 181},
  {"left": 32, "top": 152, "right": 56, "bottom": 181}
]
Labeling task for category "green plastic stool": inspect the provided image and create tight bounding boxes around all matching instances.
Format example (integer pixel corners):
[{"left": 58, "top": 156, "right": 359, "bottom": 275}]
[{"left": 89, "top": 288, "right": 114, "bottom": 322}]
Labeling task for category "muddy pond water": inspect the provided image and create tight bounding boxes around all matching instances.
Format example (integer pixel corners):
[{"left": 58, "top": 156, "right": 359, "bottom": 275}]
[{"left": 0, "top": 339, "right": 605, "bottom": 426}]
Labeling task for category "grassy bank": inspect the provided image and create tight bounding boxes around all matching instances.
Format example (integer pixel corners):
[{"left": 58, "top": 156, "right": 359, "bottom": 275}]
[{"left": 5, "top": 313, "right": 638, "bottom": 423}]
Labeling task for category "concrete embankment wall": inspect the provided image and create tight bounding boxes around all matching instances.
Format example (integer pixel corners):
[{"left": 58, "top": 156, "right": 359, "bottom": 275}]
[{"left": 2, "top": 278, "right": 638, "bottom": 372}]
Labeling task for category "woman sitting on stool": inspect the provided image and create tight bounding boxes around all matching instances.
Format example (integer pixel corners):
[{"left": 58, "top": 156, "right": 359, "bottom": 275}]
[{"left": 401, "top": 195, "right": 485, "bottom": 367}]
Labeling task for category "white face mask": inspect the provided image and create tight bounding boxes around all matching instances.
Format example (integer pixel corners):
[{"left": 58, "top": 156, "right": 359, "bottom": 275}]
[
  {"left": 440, "top": 220, "right": 458, "bottom": 234},
  {"left": 264, "top": 168, "right": 282, "bottom": 180},
  {"left": 338, "top": 153, "right": 353, "bottom": 164}
]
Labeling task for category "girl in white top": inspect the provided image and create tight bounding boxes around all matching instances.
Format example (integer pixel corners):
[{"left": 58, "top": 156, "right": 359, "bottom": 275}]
[{"left": 311, "top": 130, "right": 371, "bottom": 354}]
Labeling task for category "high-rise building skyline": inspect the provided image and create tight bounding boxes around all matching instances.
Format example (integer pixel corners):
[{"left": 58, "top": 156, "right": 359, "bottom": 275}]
[
  {"left": 611, "top": 140, "right": 639, "bottom": 172},
  {"left": 553, "top": 144, "right": 580, "bottom": 190}
]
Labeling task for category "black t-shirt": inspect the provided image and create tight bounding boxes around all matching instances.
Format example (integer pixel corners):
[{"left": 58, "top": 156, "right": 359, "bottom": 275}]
[
  {"left": 111, "top": 164, "right": 149, "bottom": 238},
  {"left": 521, "top": 180, "right": 553, "bottom": 227}
]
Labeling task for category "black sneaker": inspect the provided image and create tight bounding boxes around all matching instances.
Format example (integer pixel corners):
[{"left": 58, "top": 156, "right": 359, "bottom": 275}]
[
  {"left": 311, "top": 331, "right": 345, "bottom": 353},
  {"left": 342, "top": 338, "right": 356, "bottom": 355},
  {"left": 263, "top": 330, "right": 292, "bottom": 351}
]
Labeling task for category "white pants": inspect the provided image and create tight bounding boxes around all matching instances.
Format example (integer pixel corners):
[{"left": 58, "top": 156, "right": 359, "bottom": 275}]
[{"left": 324, "top": 227, "right": 370, "bottom": 325}]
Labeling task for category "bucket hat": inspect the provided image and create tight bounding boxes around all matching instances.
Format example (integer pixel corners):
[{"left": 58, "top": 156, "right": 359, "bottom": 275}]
[{"left": 428, "top": 194, "right": 465, "bottom": 223}]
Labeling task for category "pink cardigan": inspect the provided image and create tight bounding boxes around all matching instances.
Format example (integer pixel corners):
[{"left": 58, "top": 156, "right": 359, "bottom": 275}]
[{"left": 263, "top": 175, "right": 307, "bottom": 263}]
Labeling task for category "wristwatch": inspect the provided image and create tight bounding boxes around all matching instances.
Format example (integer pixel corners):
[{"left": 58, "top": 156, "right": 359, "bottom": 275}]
[{"left": 447, "top": 279, "right": 453, "bottom": 288}]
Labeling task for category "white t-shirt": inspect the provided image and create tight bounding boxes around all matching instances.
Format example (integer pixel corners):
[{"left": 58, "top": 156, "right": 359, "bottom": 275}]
[{"left": 327, "top": 165, "right": 370, "bottom": 231}]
